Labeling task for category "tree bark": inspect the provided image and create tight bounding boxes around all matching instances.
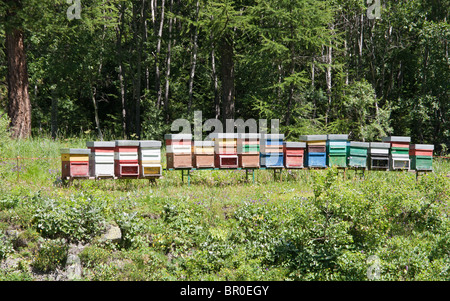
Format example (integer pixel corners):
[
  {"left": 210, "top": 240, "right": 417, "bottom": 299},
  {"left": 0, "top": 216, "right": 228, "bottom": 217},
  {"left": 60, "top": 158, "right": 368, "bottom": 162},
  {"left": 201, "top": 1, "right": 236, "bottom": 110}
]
[
  {"left": 155, "top": 0, "right": 166, "bottom": 109},
  {"left": 116, "top": 3, "right": 127, "bottom": 138},
  {"left": 6, "top": 27, "right": 31, "bottom": 139},
  {"left": 188, "top": 0, "right": 200, "bottom": 115},
  {"left": 220, "top": 33, "right": 235, "bottom": 123},
  {"left": 164, "top": 0, "right": 174, "bottom": 123}
]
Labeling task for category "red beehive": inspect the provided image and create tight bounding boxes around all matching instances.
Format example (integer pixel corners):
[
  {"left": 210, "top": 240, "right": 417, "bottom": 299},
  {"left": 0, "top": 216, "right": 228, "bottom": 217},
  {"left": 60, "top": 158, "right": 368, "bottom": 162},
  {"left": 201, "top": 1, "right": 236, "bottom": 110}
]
[
  {"left": 284, "top": 142, "right": 306, "bottom": 168},
  {"left": 114, "top": 140, "right": 140, "bottom": 178},
  {"left": 60, "top": 148, "right": 91, "bottom": 179}
]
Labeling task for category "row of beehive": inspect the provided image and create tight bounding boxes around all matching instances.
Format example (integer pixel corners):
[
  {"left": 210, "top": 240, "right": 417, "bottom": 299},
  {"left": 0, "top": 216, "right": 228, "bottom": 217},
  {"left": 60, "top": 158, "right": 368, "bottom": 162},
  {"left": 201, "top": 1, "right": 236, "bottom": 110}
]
[
  {"left": 61, "top": 140, "right": 162, "bottom": 179},
  {"left": 164, "top": 134, "right": 434, "bottom": 171},
  {"left": 61, "top": 135, "right": 435, "bottom": 179}
]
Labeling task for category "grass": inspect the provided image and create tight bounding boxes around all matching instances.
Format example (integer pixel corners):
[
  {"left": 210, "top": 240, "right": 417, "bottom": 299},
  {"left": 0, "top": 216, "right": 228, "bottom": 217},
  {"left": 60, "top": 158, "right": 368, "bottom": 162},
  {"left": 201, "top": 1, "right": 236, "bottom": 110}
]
[{"left": 1, "top": 136, "right": 450, "bottom": 281}]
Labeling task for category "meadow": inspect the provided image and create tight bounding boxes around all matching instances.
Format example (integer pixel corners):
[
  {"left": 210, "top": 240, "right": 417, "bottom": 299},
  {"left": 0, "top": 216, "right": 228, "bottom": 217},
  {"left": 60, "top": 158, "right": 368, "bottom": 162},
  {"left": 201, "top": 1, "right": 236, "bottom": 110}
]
[{"left": 1, "top": 136, "right": 450, "bottom": 281}]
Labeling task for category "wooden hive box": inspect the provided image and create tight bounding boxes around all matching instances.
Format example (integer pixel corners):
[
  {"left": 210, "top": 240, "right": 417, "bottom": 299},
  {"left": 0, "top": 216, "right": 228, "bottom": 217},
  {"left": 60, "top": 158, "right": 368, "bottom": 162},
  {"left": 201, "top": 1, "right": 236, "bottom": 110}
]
[
  {"left": 139, "top": 140, "right": 162, "bottom": 178},
  {"left": 260, "top": 134, "right": 284, "bottom": 168},
  {"left": 238, "top": 133, "right": 260, "bottom": 168},
  {"left": 369, "top": 142, "right": 390, "bottom": 170},
  {"left": 283, "top": 141, "right": 305, "bottom": 168},
  {"left": 410, "top": 144, "right": 434, "bottom": 171},
  {"left": 348, "top": 141, "right": 369, "bottom": 168},
  {"left": 165, "top": 134, "right": 193, "bottom": 169},
  {"left": 86, "top": 141, "right": 115, "bottom": 179},
  {"left": 327, "top": 134, "right": 348, "bottom": 168},
  {"left": 382, "top": 136, "right": 411, "bottom": 170},
  {"left": 300, "top": 135, "right": 327, "bottom": 168},
  {"left": 211, "top": 133, "right": 239, "bottom": 168},
  {"left": 114, "top": 140, "right": 140, "bottom": 178},
  {"left": 193, "top": 141, "right": 215, "bottom": 168},
  {"left": 61, "top": 148, "right": 91, "bottom": 179}
]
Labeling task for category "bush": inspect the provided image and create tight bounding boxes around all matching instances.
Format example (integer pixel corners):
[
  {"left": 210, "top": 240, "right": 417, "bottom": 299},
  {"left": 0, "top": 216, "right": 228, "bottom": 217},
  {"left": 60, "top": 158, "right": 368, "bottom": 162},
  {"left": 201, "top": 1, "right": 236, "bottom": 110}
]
[
  {"left": 32, "top": 194, "right": 105, "bottom": 243},
  {"left": 0, "top": 231, "right": 14, "bottom": 260},
  {"left": 32, "top": 238, "right": 68, "bottom": 273}
]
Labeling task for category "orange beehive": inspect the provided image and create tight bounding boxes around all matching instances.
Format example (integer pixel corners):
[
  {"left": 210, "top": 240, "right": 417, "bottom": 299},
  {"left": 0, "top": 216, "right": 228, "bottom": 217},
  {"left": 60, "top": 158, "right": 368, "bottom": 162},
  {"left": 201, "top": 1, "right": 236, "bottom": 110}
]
[{"left": 165, "top": 134, "right": 193, "bottom": 169}]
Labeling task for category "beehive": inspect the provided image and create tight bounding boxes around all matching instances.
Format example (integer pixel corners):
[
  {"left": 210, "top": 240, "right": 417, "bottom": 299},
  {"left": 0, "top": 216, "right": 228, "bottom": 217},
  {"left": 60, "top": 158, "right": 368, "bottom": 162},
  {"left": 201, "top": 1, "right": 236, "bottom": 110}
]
[
  {"left": 260, "top": 134, "right": 284, "bottom": 168},
  {"left": 382, "top": 136, "right": 411, "bottom": 170},
  {"left": 369, "top": 142, "right": 390, "bottom": 170},
  {"left": 300, "top": 135, "right": 327, "bottom": 168},
  {"left": 165, "top": 134, "right": 193, "bottom": 169},
  {"left": 114, "top": 140, "right": 140, "bottom": 178},
  {"left": 193, "top": 140, "right": 215, "bottom": 168},
  {"left": 238, "top": 133, "right": 260, "bottom": 168},
  {"left": 139, "top": 140, "right": 162, "bottom": 178},
  {"left": 212, "top": 133, "right": 239, "bottom": 168},
  {"left": 410, "top": 144, "right": 434, "bottom": 171},
  {"left": 86, "top": 141, "right": 115, "bottom": 178},
  {"left": 284, "top": 141, "right": 306, "bottom": 168},
  {"left": 327, "top": 134, "right": 349, "bottom": 168},
  {"left": 61, "top": 148, "right": 91, "bottom": 179},
  {"left": 348, "top": 141, "right": 369, "bottom": 168}
]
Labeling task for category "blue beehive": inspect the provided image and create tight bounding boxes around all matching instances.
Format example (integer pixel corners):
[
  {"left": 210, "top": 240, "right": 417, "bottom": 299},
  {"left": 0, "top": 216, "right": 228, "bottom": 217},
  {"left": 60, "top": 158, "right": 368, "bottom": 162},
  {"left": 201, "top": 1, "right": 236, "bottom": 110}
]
[
  {"left": 260, "top": 134, "right": 284, "bottom": 168},
  {"left": 300, "top": 135, "right": 327, "bottom": 168}
]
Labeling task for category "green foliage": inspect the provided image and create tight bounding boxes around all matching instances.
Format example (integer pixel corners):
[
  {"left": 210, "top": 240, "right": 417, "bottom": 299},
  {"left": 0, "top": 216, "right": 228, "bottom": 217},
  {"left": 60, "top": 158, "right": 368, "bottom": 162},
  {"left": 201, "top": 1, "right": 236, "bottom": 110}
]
[
  {"left": 32, "top": 194, "right": 106, "bottom": 243},
  {"left": 0, "top": 231, "right": 14, "bottom": 260},
  {"left": 31, "top": 238, "right": 68, "bottom": 273}
]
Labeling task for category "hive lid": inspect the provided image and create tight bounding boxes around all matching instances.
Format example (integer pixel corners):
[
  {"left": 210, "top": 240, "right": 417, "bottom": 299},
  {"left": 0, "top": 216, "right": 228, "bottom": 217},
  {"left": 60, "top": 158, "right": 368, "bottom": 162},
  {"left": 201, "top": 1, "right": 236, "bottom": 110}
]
[
  {"left": 164, "top": 134, "right": 193, "bottom": 140},
  {"left": 86, "top": 141, "right": 116, "bottom": 148},
  {"left": 194, "top": 140, "right": 214, "bottom": 147},
  {"left": 327, "top": 134, "right": 348, "bottom": 140},
  {"left": 381, "top": 136, "right": 411, "bottom": 142},
  {"left": 410, "top": 144, "right": 434, "bottom": 150},
  {"left": 115, "top": 140, "right": 140, "bottom": 146},
  {"left": 284, "top": 141, "right": 306, "bottom": 148},
  {"left": 139, "top": 140, "right": 162, "bottom": 148},
  {"left": 238, "top": 133, "right": 260, "bottom": 139},
  {"left": 299, "top": 135, "right": 327, "bottom": 141},
  {"left": 261, "top": 134, "right": 285, "bottom": 140},
  {"left": 350, "top": 141, "right": 370, "bottom": 148},
  {"left": 60, "top": 148, "right": 91, "bottom": 155},
  {"left": 370, "top": 142, "right": 391, "bottom": 148}
]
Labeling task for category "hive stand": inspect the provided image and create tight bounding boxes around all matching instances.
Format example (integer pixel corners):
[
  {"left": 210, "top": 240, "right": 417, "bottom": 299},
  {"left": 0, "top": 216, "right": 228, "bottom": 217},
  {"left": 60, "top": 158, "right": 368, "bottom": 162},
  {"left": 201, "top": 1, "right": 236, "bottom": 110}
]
[{"left": 167, "top": 167, "right": 257, "bottom": 186}]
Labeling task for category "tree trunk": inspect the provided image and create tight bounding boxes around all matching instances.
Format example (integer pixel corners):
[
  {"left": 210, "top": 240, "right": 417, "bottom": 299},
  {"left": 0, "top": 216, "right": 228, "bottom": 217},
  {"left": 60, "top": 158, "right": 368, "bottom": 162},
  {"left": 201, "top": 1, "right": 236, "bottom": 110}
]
[
  {"left": 116, "top": 3, "right": 127, "bottom": 138},
  {"left": 91, "top": 85, "right": 103, "bottom": 140},
  {"left": 188, "top": 0, "right": 200, "bottom": 115},
  {"left": 220, "top": 33, "right": 235, "bottom": 123},
  {"left": 155, "top": 0, "right": 166, "bottom": 109},
  {"left": 6, "top": 27, "right": 31, "bottom": 139},
  {"left": 210, "top": 16, "right": 220, "bottom": 119},
  {"left": 51, "top": 86, "right": 58, "bottom": 139},
  {"left": 164, "top": 0, "right": 174, "bottom": 123}
]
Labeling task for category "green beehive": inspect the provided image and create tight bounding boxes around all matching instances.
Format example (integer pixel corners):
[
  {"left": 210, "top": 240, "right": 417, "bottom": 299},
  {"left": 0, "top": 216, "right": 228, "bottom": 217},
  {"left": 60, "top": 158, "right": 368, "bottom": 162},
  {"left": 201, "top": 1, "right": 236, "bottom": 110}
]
[
  {"left": 348, "top": 141, "right": 369, "bottom": 168},
  {"left": 410, "top": 144, "right": 434, "bottom": 171},
  {"left": 326, "top": 134, "right": 348, "bottom": 168}
]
